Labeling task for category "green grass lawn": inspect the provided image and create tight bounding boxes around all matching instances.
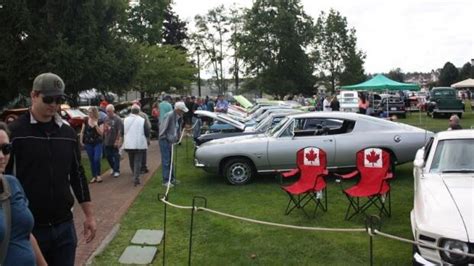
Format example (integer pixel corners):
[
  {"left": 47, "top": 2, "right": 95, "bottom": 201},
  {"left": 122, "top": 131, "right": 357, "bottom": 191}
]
[{"left": 92, "top": 110, "right": 474, "bottom": 265}]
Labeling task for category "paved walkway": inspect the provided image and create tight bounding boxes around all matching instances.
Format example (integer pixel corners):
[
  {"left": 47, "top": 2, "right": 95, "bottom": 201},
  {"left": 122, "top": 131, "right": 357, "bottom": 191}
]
[{"left": 73, "top": 140, "right": 162, "bottom": 265}]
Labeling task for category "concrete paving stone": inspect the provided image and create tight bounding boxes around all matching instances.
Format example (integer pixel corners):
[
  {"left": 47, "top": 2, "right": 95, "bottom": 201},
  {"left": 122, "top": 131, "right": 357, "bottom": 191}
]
[
  {"left": 119, "top": 246, "right": 158, "bottom": 265},
  {"left": 131, "top": 229, "right": 164, "bottom": 245}
]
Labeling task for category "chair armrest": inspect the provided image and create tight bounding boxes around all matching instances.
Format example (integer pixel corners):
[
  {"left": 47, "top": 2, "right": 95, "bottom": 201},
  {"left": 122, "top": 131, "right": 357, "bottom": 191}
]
[
  {"left": 384, "top": 172, "right": 394, "bottom": 180},
  {"left": 334, "top": 170, "right": 359, "bottom": 180},
  {"left": 281, "top": 168, "right": 300, "bottom": 178}
]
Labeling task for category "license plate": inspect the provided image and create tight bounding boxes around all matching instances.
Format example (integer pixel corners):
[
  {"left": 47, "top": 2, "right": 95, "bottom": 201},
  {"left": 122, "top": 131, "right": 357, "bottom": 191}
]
[{"left": 390, "top": 107, "right": 397, "bottom": 111}]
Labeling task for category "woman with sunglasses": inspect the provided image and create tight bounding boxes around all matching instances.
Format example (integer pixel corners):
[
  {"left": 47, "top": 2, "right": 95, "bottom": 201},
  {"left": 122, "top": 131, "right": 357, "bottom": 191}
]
[
  {"left": 0, "top": 122, "right": 47, "bottom": 265},
  {"left": 80, "top": 107, "right": 104, "bottom": 183}
]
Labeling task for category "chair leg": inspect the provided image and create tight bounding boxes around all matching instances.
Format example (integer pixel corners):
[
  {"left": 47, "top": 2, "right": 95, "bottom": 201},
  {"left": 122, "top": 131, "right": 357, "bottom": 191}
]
[{"left": 345, "top": 195, "right": 360, "bottom": 220}]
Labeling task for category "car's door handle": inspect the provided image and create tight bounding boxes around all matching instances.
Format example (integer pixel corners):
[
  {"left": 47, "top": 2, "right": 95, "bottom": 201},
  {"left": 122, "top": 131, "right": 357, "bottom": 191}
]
[{"left": 323, "top": 139, "right": 333, "bottom": 142}]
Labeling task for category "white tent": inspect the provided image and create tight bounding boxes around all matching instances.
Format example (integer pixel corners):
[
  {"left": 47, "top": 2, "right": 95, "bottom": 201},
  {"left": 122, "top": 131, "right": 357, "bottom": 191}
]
[{"left": 451, "top": 78, "right": 474, "bottom": 88}]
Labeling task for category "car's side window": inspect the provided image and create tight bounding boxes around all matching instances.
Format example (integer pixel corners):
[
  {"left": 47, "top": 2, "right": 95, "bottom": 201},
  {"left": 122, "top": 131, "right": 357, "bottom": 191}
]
[{"left": 279, "top": 121, "right": 295, "bottom": 138}]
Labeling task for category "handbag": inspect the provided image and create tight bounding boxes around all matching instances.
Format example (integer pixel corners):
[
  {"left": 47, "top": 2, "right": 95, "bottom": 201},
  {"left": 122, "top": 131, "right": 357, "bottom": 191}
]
[{"left": 0, "top": 175, "right": 11, "bottom": 265}]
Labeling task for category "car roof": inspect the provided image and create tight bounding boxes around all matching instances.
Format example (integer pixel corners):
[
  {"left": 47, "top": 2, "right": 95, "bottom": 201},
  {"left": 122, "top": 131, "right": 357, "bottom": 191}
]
[{"left": 435, "top": 129, "right": 474, "bottom": 140}]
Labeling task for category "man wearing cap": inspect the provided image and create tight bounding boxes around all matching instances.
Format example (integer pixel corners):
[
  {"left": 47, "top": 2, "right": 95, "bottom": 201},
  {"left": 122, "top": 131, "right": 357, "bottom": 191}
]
[
  {"left": 6, "top": 73, "right": 96, "bottom": 265},
  {"left": 158, "top": 101, "right": 188, "bottom": 186}
]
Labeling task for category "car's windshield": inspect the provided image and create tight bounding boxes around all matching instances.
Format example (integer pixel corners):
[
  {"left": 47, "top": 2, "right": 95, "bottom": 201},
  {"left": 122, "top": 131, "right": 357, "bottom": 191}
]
[
  {"left": 430, "top": 139, "right": 474, "bottom": 173},
  {"left": 269, "top": 117, "right": 290, "bottom": 136},
  {"left": 255, "top": 116, "right": 271, "bottom": 131}
]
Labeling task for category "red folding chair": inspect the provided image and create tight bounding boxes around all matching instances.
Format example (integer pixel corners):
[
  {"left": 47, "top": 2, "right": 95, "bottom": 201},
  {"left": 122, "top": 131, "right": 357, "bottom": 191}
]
[
  {"left": 335, "top": 148, "right": 393, "bottom": 220},
  {"left": 281, "top": 147, "right": 328, "bottom": 218}
]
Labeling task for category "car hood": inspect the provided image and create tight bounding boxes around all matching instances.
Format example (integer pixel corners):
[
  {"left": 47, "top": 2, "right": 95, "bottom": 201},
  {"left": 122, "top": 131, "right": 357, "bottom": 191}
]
[
  {"left": 233, "top": 95, "right": 253, "bottom": 109},
  {"left": 195, "top": 110, "right": 246, "bottom": 131},
  {"left": 443, "top": 175, "right": 474, "bottom": 241},
  {"left": 416, "top": 173, "right": 473, "bottom": 241}
]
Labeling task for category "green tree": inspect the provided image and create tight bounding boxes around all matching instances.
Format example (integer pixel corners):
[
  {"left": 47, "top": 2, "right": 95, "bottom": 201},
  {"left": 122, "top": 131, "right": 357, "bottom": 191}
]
[
  {"left": 192, "top": 5, "right": 230, "bottom": 93},
  {"left": 162, "top": 5, "right": 188, "bottom": 50},
  {"left": 124, "top": 0, "right": 169, "bottom": 44},
  {"left": 314, "top": 9, "right": 365, "bottom": 91},
  {"left": 238, "top": 0, "right": 315, "bottom": 98},
  {"left": 133, "top": 45, "right": 197, "bottom": 95},
  {"left": 438, "top": 62, "right": 459, "bottom": 86},
  {"left": 458, "top": 62, "right": 472, "bottom": 80},
  {"left": 0, "top": 0, "right": 139, "bottom": 99},
  {"left": 386, "top": 68, "right": 405, "bottom": 82}
]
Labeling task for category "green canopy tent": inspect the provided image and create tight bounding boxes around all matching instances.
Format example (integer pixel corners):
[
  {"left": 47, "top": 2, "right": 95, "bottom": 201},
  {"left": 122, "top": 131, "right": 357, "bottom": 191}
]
[
  {"left": 340, "top": 74, "right": 420, "bottom": 91},
  {"left": 340, "top": 74, "right": 420, "bottom": 119}
]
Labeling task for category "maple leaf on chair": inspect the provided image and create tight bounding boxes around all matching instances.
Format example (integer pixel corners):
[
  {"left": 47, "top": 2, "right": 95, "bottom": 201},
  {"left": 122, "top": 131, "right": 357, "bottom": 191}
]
[
  {"left": 305, "top": 149, "right": 318, "bottom": 161},
  {"left": 366, "top": 150, "right": 380, "bottom": 165}
]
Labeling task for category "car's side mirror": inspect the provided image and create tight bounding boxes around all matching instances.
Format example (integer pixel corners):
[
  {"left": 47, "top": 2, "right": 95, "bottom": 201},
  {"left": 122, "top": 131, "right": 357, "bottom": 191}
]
[{"left": 413, "top": 149, "right": 425, "bottom": 168}]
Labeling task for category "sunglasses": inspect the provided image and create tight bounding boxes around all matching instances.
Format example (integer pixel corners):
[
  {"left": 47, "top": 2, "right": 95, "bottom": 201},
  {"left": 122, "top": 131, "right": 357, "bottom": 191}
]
[
  {"left": 0, "top": 143, "right": 12, "bottom": 155},
  {"left": 42, "top": 95, "right": 65, "bottom": 105}
]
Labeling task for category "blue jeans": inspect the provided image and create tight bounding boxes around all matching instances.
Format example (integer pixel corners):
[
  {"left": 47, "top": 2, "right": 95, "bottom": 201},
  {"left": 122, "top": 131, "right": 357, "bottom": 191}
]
[
  {"left": 159, "top": 139, "right": 174, "bottom": 182},
  {"left": 84, "top": 143, "right": 102, "bottom": 177},
  {"left": 33, "top": 220, "right": 77, "bottom": 266},
  {"left": 105, "top": 145, "right": 120, "bottom": 173}
]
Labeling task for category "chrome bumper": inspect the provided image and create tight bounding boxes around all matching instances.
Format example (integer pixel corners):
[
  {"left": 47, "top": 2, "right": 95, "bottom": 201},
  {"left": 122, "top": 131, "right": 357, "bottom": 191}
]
[
  {"left": 194, "top": 159, "right": 205, "bottom": 168},
  {"left": 413, "top": 252, "right": 436, "bottom": 265}
]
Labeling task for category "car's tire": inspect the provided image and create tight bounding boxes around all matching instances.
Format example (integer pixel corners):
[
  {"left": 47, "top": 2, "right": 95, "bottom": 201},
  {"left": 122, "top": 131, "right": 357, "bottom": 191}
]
[
  {"left": 223, "top": 158, "right": 254, "bottom": 185},
  {"left": 432, "top": 112, "right": 438, "bottom": 119},
  {"left": 458, "top": 113, "right": 462, "bottom": 119}
]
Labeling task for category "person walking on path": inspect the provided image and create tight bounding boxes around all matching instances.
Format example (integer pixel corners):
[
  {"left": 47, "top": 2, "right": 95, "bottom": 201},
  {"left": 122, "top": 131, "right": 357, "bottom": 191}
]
[
  {"left": 0, "top": 122, "right": 47, "bottom": 265},
  {"left": 80, "top": 107, "right": 104, "bottom": 183},
  {"left": 323, "top": 95, "right": 332, "bottom": 112},
  {"left": 132, "top": 100, "right": 151, "bottom": 174},
  {"left": 103, "top": 104, "right": 123, "bottom": 178},
  {"left": 158, "top": 102, "right": 188, "bottom": 186},
  {"left": 6, "top": 72, "right": 96, "bottom": 266},
  {"left": 123, "top": 105, "right": 150, "bottom": 186}
]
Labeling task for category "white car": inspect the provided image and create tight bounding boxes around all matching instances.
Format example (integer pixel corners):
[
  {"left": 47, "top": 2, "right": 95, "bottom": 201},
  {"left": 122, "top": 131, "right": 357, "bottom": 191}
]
[
  {"left": 338, "top": 91, "right": 359, "bottom": 113},
  {"left": 411, "top": 129, "right": 474, "bottom": 265}
]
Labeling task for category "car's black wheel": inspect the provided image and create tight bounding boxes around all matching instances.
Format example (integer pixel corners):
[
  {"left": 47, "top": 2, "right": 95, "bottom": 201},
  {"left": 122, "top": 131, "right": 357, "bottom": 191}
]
[
  {"left": 458, "top": 113, "right": 462, "bottom": 119},
  {"left": 432, "top": 112, "right": 438, "bottom": 118},
  {"left": 223, "top": 158, "right": 254, "bottom": 185}
]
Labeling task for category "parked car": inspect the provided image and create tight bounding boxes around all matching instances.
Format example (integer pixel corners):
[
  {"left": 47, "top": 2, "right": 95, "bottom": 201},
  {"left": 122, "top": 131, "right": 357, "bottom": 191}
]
[
  {"left": 195, "top": 112, "right": 433, "bottom": 184},
  {"left": 195, "top": 111, "right": 302, "bottom": 146},
  {"left": 60, "top": 106, "right": 88, "bottom": 133},
  {"left": 411, "top": 129, "right": 474, "bottom": 265},
  {"left": 338, "top": 91, "right": 359, "bottom": 113},
  {"left": 375, "top": 95, "right": 407, "bottom": 118},
  {"left": 426, "top": 87, "right": 464, "bottom": 118}
]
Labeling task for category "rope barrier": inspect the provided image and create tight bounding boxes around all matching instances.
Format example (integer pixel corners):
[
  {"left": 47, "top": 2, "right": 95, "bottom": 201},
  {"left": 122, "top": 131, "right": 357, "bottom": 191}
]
[{"left": 159, "top": 135, "right": 474, "bottom": 260}]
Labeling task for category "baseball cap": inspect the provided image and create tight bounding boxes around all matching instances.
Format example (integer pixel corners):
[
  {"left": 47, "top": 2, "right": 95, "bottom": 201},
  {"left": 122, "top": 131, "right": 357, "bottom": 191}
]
[
  {"left": 174, "top": 101, "right": 189, "bottom": 112},
  {"left": 32, "top": 73, "right": 65, "bottom": 96}
]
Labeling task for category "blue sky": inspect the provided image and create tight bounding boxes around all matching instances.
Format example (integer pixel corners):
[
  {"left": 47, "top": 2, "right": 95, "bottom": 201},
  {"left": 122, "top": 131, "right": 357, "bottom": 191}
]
[{"left": 174, "top": 0, "right": 473, "bottom": 74}]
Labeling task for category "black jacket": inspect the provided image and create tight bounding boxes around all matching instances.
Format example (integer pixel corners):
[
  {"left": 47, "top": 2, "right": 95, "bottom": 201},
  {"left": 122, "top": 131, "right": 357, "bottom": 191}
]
[{"left": 6, "top": 112, "right": 91, "bottom": 227}]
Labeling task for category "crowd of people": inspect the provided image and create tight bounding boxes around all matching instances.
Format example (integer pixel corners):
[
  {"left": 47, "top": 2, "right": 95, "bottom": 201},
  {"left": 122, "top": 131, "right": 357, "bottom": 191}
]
[{"left": 0, "top": 71, "right": 468, "bottom": 265}]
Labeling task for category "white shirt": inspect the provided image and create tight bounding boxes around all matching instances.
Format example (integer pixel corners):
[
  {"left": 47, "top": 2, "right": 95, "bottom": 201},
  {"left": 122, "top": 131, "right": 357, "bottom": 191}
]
[{"left": 323, "top": 99, "right": 332, "bottom": 112}]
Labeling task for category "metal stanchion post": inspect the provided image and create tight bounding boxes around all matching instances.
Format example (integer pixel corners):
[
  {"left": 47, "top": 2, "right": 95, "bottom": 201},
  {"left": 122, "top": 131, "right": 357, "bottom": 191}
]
[
  {"left": 188, "top": 197, "right": 207, "bottom": 266},
  {"left": 158, "top": 194, "right": 169, "bottom": 266},
  {"left": 365, "top": 215, "right": 381, "bottom": 266}
]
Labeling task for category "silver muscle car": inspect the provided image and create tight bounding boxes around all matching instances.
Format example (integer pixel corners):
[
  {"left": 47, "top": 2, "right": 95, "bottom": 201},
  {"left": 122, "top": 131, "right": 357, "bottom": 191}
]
[{"left": 195, "top": 112, "right": 434, "bottom": 185}]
